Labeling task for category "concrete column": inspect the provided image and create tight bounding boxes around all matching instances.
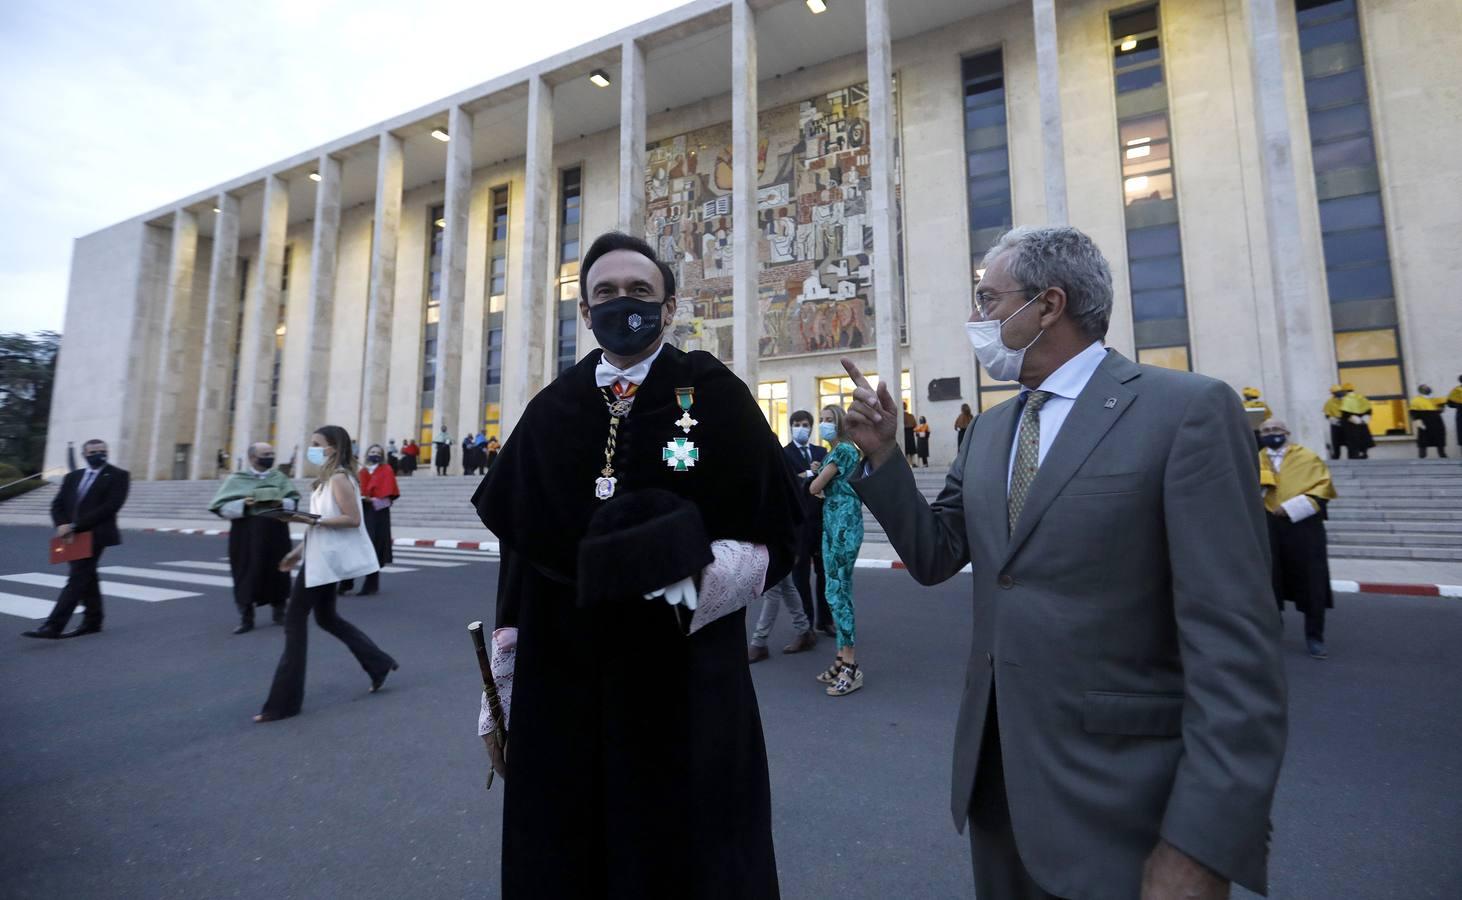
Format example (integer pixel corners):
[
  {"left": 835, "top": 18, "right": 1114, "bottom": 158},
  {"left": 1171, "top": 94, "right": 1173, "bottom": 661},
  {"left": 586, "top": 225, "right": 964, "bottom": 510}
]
[
  {"left": 231, "top": 174, "right": 289, "bottom": 467},
  {"left": 191, "top": 193, "right": 241, "bottom": 477},
  {"left": 619, "top": 38, "right": 648, "bottom": 235},
  {"left": 731, "top": 0, "right": 760, "bottom": 389},
  {"left": 866, "top": 0, "right": 902, "bottom": 387},
  {"left": 432, "top": 105, "right": 474, "bottom": 447},
  {"left": 1032, "top": 0, "right": 1069, "bottom": 225},
  {"left": 504, "top": 76, "right": 553, "bottom": 434},
  {"left": 360, "top": 132, "right": 404, "bottom": 449},
  {"left": 144, "top": 209, "right": 200, "bottom": 479},
  {"left": 1244, "top": 0, "right": 1331, "bottom": 451},
  {"left": 300, "top": 153, "right": 343, "bottom": 450}
]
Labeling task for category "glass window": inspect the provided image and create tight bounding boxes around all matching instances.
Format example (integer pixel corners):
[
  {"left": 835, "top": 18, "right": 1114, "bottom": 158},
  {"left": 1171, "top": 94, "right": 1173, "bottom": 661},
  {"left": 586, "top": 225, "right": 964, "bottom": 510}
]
[
  {"left": 1111, "top": 6, "right": 1159, "bottom": 38},
  {"left": 966, "top": 147, "right": 1009, "bottom": 178},
  {"left": 1318, "top": 193, "right": 1384, "bottom": 232},
  {"left": 1321, "top": 226, "right": 1388, "bottom": 266},
  {"left": 1304, "top": 68, "right": 1366, "bottom": 111},
  {"left": 1126, "top": 224, "right": 1181, "bottom": 259},
  {"left": 1327, "top": 262, "right": 1392, "bottom": 303},
  {"left": 1122, "top": 139, "right": 1172, "bottom": 178},
  {"left": 1307, "top": 102, "right": 1371, "bottom": 144},
  {"left": 965, "top": 103, "right": 1006, "bottom": 130},
  {"left": 1115, "top": 67, "right": 1164, "bottom": 94},
  {"left": 1130, "top": 256, "right": 1185, "bottom": 291},
  {"left": 758, "top": 382, "right": 790, "bottom": 444},
  {"left": 1338, "top": 363, "right": 1402, "bottom": 397},
  {"left": 1297, "top": 0, "right": 1355, "bottom": 24},
  {"left": 1131, "top": 287, "right": 1188, "bottom": 322},
  {"left": 969, "top": 174, "right": 1011, "bottom": 205},
  {"left": 1311, "top": 134, "right": 1375, "bottom": 173},
  {"left": 1123, "top": 172, "right": 1174, "bottom": 205},
  {"left": 1137, "top": 345, "right": 1190, "bottom": 371},
  {"left": 1119, "top": 114, "right": 1169, "bottom": 147},
  {"left": 971, "top": 200, "right": 1013, "bottom": 231},
  {"left": 1334, "top": 328, "right": 1398, "bottom": 363},
  {"left": 1115, "top": 41, "right": 1162, "bottom": 67},
  {"left": 1298, "top": 14, "right": 1359, "bottom": 51}
]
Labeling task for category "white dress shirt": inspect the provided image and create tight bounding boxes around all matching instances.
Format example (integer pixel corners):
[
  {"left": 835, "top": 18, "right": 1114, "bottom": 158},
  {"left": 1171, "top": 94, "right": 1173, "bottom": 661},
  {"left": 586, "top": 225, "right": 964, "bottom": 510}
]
[
  {"left": 594, "top": 342, "right": 667, "bottom": 392},
  {"left": 1006, "top": 341, "right": 1109, "bottom": 492}
]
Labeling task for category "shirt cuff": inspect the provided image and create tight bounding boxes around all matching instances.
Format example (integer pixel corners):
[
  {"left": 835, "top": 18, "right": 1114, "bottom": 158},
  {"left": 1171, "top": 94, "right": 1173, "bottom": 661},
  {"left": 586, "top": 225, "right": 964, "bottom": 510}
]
[{"left": 1281, "top": 495, "right": 1319, "bottom": 523}]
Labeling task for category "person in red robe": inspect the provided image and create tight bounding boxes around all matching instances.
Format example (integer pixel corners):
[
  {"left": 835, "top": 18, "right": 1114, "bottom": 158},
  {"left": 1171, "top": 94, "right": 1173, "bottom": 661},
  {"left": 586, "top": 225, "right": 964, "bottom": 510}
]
[{"left": 340, "top": 443, "right": 399, "bottom": 596}]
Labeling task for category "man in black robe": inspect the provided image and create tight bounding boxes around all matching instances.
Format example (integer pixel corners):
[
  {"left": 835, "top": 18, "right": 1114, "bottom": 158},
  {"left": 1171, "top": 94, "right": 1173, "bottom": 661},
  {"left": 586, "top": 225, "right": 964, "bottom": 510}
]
[
  {"left": 472, "top": 231, "right": 800, "bottom": 899},
  {"left": 208, "top": 442, "right": 300, "bottom": 634}
]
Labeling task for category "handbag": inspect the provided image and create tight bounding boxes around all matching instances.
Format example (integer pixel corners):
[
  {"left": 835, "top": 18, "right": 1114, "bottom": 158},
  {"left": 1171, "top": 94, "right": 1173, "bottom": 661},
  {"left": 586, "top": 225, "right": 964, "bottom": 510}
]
[{"left": 303, "top": 481, "right": 381, "bottom": 587}]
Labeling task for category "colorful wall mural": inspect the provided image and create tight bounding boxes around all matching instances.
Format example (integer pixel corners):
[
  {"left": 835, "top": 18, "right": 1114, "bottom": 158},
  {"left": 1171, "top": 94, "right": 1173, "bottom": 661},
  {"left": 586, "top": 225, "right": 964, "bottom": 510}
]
[{"left": 644, "top": 82, "right": 902, "bottom": 361}]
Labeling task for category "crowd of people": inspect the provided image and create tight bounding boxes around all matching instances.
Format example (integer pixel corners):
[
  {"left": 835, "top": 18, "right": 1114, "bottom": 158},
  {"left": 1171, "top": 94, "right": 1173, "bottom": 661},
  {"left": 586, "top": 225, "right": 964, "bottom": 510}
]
[{"left": 23, "top": 222, "right": 1458, "bottom": 900}]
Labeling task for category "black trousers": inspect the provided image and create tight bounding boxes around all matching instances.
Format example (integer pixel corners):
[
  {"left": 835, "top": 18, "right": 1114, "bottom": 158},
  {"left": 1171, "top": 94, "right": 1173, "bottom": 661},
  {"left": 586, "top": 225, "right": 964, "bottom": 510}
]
[
  {"left": 793, "top": 517, "right": 831, "bottom": 631},
  {"left": 45, "top": 548, "right": 105, "bottom": 631},
  {"left": 969, "top": 695, "right": 1064, "bottom": 900},
  {"left": 261, "top": 564, "right": 395, "bottom": 719},
  {"left": 1328, "top": 423, "right": 1344, "bottom": 460}
]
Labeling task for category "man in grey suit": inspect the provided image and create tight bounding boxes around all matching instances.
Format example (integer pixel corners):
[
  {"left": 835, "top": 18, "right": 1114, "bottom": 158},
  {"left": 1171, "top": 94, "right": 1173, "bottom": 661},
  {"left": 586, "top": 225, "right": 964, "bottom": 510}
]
[{"left": 842, "top": 227, "right": 1286, "bottom": 899}]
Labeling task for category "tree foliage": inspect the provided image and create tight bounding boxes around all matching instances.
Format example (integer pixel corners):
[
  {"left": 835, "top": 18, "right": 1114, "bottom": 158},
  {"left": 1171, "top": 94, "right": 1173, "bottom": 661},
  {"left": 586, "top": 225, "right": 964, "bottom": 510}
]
[{"left": 0, "top": 331, "right": 61, "bottom": 475}]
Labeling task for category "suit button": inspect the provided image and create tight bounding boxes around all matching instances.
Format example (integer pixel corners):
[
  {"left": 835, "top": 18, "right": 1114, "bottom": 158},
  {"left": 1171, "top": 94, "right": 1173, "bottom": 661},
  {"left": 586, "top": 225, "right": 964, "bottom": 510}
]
[{"left": 998, "top": 574, "right": 1014, "bottom": 589}]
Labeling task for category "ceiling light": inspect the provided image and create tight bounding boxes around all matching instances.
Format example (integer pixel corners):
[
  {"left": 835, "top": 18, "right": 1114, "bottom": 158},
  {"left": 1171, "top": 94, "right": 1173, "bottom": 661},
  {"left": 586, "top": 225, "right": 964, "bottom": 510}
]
[
  {"left": 1124, "top": 175, "right": 1149, "bottom": 193},
  {"left": 975, "top": 268, "right": 986, "bottom": 279},
  {"left": 1120, "top": 38, "right": 1137, "bottom": 51},
  {"left": 435, "top": 217, "right": 446, "bottom": 229},
  {"left": 1125, "top": 145, "right": 1151, "bottom": 159},
  {"left": 806, "top": 0, "right": 828, "bottom": 13},
  {"left": 431, "top": 128, "right": 450, "bottom": 142},
  {"left": 589, "top": 70, "right": 611, "bottom": 88},
  {"left": 212, "top": 207, "right": 221, "bottom": 213},
  {"left": 275, "top": 324, "right": 287, "bottom": 336},
  {"left": 308, "top": 171, "right": 322, "bottom": 182},
  {"left": 1126, "top": 136, "right": 1152, "bottom": 146}
]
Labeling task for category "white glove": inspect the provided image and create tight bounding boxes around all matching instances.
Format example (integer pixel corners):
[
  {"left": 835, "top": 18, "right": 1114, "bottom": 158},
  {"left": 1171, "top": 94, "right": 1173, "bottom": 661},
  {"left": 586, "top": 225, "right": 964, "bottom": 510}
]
[
  {"left": 1362, "top": 415, "right": 1371, "bottom": 423},
  {"left": 1348, "top": 415, "right": 1363, "bottom": 425},
  {"left": 645, "top": 576, "right": 698, "bottom": 611},
  {"left": 1327, "top": 417, "right": 1341, "bottom": 426},
  {"left": 1416, "top": 419, "right": 1426, "bottom": 430},
  {"left": 218, "top": 499, "right": 246, "bottom": 520}
]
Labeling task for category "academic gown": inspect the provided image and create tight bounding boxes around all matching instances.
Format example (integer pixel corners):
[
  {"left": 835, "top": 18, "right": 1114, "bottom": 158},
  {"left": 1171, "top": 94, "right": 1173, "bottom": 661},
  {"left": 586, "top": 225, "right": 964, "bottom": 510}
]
[
  {"left": 1339, "top": 393, "right": 1375, "bottom": 457},
  {"left": 209, "top": 471, "right": 298, "bottom": 615},
  {"left": 473, "top": 344, "right": 801, "bottom": 900},
  {"left": 1261, "top": 444, "right": 1337, "bottom": 616},
  {"left": 1409, "top": 397, "right": 1446, "bottom": 449}
]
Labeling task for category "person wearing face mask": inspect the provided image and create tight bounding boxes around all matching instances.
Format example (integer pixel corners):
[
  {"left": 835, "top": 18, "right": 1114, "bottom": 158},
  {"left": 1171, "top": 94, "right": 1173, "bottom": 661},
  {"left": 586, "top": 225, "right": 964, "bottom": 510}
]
[
  {"left": 339, "top": 444, "right": 400, "bottom": 596},
  {"left": 207, "top": 442, "right": 300, "bottom": 634},
  {"left": 470, "top": 231, "right": 801, "bottom": 899},
  {"left": 807, "top": 404, "right": 866, "bottom": 696},
  {"left": 782, "top": 409, "right": 834, "bottom": 637},
  {"left": 748, "top": 411, "right": 828, "bottom": 663},
  {"left": 1408, "top": 385, "right": 1448, "bottom": 458},
  {"left": 1258, "top": 418, "right": 1337, "bottom": 660},
  {"left": 23, "top": 439, "right": 130, "bottom": 640},
  {"left": 1337, "top": 381, "right": 1374, "bottom": 459},
  {"left": 255, "top": 425, "right": 397, "bottom": 723},
  {"left": 837, "top": 226, "right": 1285, "bottom": 900}
]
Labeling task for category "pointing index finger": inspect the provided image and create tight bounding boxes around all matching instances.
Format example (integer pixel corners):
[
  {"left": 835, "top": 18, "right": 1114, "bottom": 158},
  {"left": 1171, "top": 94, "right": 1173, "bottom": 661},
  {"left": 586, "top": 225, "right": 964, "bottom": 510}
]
[{"left": 840, "top": 357, "right": 874, "bottom": 392}]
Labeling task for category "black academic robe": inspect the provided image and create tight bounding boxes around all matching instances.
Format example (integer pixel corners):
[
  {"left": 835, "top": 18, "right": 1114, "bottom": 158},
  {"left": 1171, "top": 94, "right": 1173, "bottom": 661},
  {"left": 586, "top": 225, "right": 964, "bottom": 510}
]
[
  {"left": 1411, "top": 408, "right": 1446, "bottom": 449},
  {"left": 228, "top": 516, "right": 292, "bottom": 612},
  {"left": 473, "top": 345, "right": 800, "bottom": 900},
  {"left": 1269, "top": 505, "right": 1334, "bottom": 615}
]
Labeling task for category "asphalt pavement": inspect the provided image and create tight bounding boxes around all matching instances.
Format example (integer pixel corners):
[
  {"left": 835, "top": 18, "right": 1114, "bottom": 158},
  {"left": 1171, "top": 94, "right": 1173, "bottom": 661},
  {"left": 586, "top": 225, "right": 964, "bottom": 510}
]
[{"left": 1, "top": 524, "right": 1459, "bottom": 899}]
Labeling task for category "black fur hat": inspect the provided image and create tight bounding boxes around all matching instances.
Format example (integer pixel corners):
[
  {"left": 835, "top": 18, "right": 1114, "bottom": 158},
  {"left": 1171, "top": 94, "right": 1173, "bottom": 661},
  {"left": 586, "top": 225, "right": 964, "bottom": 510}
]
[{"left": 577, "top": 489, "right": 714, "bottom": 608}]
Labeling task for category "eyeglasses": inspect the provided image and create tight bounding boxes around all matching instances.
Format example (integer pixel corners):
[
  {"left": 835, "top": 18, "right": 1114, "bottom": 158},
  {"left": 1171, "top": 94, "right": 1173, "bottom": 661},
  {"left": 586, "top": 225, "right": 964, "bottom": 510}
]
[{"left": 972, "top": 287, "right": 1038, "bottom": 319}]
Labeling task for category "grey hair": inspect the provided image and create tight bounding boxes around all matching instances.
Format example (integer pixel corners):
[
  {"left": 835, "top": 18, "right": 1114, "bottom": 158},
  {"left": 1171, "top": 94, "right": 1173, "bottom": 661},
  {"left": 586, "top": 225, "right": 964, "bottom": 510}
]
[{"left": 980, "top": 226, "right": 1114, "bottom": 341}]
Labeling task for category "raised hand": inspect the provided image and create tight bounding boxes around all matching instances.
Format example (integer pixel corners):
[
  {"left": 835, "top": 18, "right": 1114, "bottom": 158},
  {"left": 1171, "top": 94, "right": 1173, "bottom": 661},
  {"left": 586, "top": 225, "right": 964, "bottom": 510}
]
[{"left": 839, "top": 357, "right": 900, "bottom": 468}]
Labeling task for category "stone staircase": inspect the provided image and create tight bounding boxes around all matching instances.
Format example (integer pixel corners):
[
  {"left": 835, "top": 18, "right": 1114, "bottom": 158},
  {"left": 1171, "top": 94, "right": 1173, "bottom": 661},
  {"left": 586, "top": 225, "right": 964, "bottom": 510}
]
[{"left": 6, "top": 459, "right": 1459, "bottom": 564}]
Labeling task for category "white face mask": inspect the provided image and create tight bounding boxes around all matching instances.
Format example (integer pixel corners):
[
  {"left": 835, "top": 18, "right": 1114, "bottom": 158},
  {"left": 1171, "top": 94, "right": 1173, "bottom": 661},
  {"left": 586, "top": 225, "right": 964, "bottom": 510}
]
[
  {"left": 306, "top": 446, "right": 328, "bottom": 467},
  {"left": 791, "top": 425, "right": 811, "bottom": 444},
  {"left": 818, "top": 421, "right": 838, "bottom": 442},
  {"left": 965, "top": 292, "right": 1046, "bottom": 383}
]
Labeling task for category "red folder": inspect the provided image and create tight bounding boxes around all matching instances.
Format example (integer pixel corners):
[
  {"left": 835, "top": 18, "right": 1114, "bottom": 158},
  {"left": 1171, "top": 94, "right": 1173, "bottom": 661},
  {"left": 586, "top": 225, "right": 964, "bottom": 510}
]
[{"left": 49, "top": 532, "right": 94, "bottom": 564}]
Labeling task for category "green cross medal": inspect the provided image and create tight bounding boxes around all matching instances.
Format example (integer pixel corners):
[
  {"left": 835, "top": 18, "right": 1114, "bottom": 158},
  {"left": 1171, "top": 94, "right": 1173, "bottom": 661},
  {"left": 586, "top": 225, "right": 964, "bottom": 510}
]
[
  {"left": 663, "top": 438, "right": 699, "bottom": 472},
  {"left": 674, "top": 387, "right": 698, "bottom": 434}
]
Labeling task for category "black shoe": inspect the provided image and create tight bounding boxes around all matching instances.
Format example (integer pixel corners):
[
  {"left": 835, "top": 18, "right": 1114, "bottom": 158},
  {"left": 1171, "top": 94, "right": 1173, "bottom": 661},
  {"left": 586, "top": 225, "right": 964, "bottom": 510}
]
[
  {"left": 60, "top": 623, "right": 102, "bottom": 639},
  {"left": 1307, "top": 639, "right": 1328, "bottom": 660},
  {"left": 233, "top": 623, "right": 254, "bottom": 635},
  {"left": 22, "top": 627, "right": 61, "bottom": 640},
  {"left": 370, "top": 662, "right": 400, "bottom": 693}
]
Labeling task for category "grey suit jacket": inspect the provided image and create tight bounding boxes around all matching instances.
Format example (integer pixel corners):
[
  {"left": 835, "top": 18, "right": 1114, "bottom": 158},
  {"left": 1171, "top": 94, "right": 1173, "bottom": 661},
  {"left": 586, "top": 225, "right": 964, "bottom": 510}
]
[{"left": 852, "top": 350, "right": 1286, "bottom": 899}]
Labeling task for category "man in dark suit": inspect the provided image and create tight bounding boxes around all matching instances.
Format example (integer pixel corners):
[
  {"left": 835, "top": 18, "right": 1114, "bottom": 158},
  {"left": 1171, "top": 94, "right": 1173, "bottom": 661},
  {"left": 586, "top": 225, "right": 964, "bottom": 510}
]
[
  {"left": 782, "top": 409, "right": 834, "bottom": 637},
  {"left": 842, "top": 227, "right": 1286, "bottom": 899},
  {"left": 23, "top": 439, "right": 130, "bottom": 640}
]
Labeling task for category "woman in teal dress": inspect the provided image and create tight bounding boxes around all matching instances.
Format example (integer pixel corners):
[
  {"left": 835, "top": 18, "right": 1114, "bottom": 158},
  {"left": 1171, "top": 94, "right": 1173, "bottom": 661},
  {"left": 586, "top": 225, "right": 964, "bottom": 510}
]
[{"left": 808, "top": 404, "right": 866, "bottom": 696}]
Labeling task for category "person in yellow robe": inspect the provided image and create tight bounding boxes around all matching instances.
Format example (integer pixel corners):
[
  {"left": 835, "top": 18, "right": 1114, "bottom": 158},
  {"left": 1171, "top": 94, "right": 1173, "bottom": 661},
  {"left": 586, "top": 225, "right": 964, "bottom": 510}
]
[
  {"left": 1337, "top": 382, "right": 1374, "bottom": 459},
  {"left": 1258, "top": 418, "right": 1337, "bottom": 659},
  {"left": 1408, "top": 385, "right": 1448, "bottom": 458},
  {"left": 1242, "top": 387, "right": 1272, "bottom": 448},
  {"left": 1322, "top": 385, "right": 1346, "bottom": 460},
  {"left": 1447, "top": 376, "right": 1462, "bottom": 454}
]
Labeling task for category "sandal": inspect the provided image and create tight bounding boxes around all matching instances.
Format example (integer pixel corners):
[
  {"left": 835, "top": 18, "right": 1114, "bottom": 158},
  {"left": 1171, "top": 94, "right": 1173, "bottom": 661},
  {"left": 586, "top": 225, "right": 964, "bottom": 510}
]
[
  {"left": 826, "top": 663, "right": 863, "bottom": 697},
  {"left": 816, "top": 657, "right": 844, "bottom": 685}
]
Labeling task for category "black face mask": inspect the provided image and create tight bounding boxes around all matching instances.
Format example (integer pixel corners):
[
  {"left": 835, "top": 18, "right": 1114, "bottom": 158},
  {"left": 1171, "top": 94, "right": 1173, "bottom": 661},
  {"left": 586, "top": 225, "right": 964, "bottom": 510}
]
[
  {"left": 589, "top": 296, "right": 666, "bottom": 358},
  {"left": 1260, "top": 434, "right": 1287, "bottom": 449},
  {"left": 367, "top": 454, "right": 382, "bottom": 464},
  {"left": 256, "top": 456, "right": 275, "bottom": 470},
  {"left": 85, "top": 453, "right": 107, "bottom": 469}
]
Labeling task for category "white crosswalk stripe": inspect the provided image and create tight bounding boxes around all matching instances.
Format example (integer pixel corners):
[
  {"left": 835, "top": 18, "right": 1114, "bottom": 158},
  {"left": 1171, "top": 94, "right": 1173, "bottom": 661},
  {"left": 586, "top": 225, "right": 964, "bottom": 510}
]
[
  {"left": 391, "top": 548, "right": 498, "bottom": 561},
  {"left": 379, "top": 566, "right": 418, "bottom": 574},
  {"left": 98, "top": 566, "right": 236, "bottom": 588},
  {"left": 376, "top": 557, "right": 464, "bottom": 568},
  {"left": 0, "top": 591, "right": 54, "bottom": 620},
  {"left": 0, "top": 573, "right": 197, "bottom": 602},
  {"left": 162, "top": 561, "right": 234, "bottom": 572}
]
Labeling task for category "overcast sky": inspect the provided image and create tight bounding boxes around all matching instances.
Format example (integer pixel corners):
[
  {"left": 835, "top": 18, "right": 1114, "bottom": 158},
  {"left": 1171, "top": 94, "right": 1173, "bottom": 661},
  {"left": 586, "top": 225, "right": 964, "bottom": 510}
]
[{"left": 0, "top": 0, "right": 686, "bottom": 336}]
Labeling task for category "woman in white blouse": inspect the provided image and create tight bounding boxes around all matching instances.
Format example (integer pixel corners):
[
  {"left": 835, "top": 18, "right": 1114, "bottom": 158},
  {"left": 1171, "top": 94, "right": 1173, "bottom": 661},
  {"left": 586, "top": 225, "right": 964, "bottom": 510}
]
[{"left": 255, "top": 425, "right": 398, "bottom": 722}]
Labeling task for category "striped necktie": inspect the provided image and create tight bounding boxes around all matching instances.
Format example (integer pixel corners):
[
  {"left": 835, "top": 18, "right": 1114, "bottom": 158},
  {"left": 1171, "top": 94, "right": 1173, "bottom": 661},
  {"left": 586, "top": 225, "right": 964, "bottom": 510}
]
[{"left": 1008, "top": 391, "right": 1052, "bottom": 532}]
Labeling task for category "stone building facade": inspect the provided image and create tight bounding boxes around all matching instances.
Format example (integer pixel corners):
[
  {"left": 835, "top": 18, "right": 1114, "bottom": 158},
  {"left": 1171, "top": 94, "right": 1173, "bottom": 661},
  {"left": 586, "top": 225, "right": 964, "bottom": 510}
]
[{"left": 46, "top": 0, "right": 1462, "bottom": 478}]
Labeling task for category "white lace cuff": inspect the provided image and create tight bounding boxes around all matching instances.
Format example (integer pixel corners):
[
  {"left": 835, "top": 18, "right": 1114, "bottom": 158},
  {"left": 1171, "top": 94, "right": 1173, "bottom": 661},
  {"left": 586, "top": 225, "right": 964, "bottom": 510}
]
[
  {"left": 477, "top": 627, "right": 517, "bottom": 736},
  {"left": 688, "top": 541, "right": 769, "bottom": 635}
]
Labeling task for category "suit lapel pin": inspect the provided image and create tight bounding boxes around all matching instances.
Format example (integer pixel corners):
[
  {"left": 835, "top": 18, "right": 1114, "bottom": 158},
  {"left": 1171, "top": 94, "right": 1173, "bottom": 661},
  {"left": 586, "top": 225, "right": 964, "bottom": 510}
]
[{"left": 1104, "top": 398, "right": 1118, "bottom": 409}]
